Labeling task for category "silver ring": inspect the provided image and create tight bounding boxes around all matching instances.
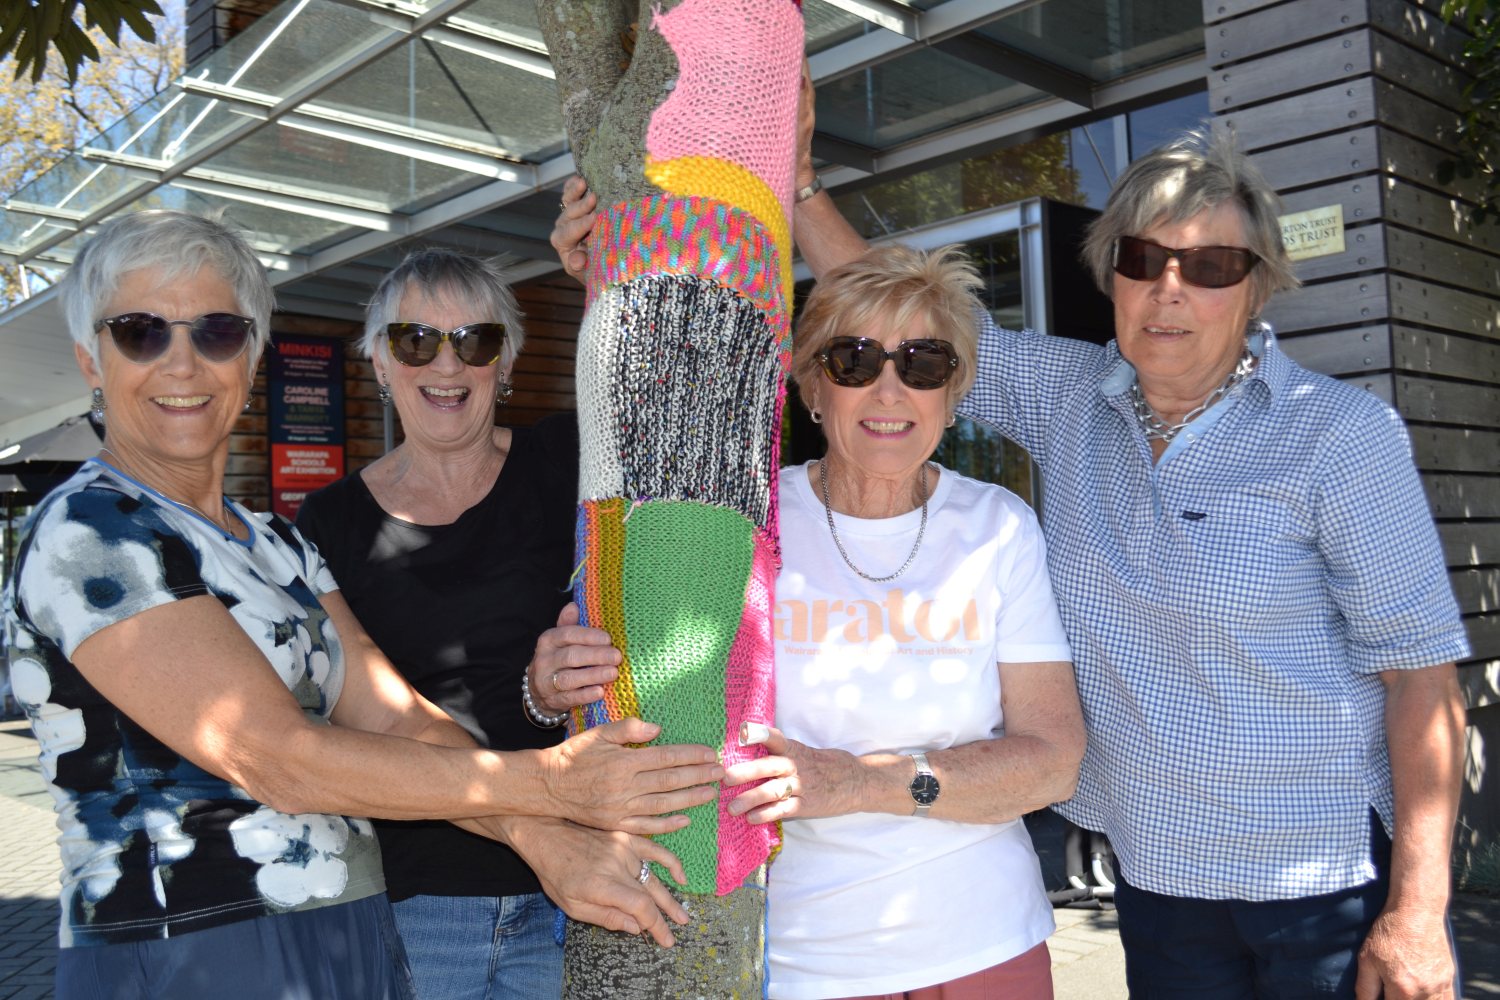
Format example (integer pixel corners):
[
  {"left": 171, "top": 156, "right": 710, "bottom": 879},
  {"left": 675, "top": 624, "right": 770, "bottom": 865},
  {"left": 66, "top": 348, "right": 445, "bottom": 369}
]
[{"left": 638, "top": 860, "right": 651, "bottom": 884}]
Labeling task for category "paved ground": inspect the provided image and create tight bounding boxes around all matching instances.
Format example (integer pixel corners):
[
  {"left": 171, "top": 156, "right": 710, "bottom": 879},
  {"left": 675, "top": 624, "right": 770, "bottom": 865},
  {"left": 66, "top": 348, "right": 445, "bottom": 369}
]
[{"left": 0, "top": 714, "right": 1494, "bottom": 998}]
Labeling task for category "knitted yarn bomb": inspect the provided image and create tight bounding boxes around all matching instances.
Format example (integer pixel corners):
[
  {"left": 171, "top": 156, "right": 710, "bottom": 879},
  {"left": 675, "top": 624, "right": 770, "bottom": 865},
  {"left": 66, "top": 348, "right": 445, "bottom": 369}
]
[
  {"left": 645, "top": 0, "right": 803, "bottom": 215},
  {"left": 567, "top": 0, "right": 802, "bottom": 899}
]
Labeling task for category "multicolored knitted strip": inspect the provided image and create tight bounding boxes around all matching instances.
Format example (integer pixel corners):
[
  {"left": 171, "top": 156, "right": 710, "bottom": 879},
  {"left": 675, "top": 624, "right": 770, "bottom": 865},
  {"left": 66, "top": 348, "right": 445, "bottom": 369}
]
[
  {"left": 583, "top": 195, "right": 788, "bottom": 333},
  {"left": 644, "top": 155, "right": 794, "bottom": 310}
]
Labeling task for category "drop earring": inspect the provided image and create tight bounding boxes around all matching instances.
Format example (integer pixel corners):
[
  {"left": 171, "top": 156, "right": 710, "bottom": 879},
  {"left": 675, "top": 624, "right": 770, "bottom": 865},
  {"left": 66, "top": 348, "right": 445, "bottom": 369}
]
[
  {"left": 496, "top": 376, "right": 513, "bottom": 405},
  {"left": 378, "top": 379, "right": 392, "bottom": 407},
  {"left": 90, "top": 387, "right": 106, "bottom": 423}
]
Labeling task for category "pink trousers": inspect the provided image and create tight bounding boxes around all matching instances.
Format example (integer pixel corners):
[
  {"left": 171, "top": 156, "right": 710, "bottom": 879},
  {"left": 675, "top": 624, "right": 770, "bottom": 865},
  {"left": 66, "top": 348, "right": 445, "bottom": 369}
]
[{"left": 832, "top": 941, "right": 1053, "bottom": 1000}]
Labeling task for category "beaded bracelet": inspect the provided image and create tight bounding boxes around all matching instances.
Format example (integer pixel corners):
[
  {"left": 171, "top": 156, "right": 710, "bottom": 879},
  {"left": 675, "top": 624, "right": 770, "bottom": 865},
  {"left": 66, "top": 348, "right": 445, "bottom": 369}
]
[{"left": 521, "top": 669, "right": 569, "bottom": 729}]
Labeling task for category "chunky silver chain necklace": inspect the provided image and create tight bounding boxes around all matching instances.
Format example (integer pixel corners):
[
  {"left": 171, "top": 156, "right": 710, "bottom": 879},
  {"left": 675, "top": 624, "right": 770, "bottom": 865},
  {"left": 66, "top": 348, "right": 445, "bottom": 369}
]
[
  {"left": 1130, "top": 348, "right": 1256, "bottom": 443},
  {"left": 818, "top": 459, "right": 928, "bottom": 583}
]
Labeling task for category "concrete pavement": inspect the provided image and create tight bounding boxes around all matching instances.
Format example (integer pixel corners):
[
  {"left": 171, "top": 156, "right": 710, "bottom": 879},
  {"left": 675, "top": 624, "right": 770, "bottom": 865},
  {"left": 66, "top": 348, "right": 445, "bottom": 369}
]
[{"left": 0, "top": 715, "right": 1493, "bottom": 998}]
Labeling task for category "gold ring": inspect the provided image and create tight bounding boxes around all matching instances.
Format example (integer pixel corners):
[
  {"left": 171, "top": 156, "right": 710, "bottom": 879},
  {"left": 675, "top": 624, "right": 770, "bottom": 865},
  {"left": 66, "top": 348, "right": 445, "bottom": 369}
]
[{"left": 779, "top": 780, "right": 792, "bottom": 801}]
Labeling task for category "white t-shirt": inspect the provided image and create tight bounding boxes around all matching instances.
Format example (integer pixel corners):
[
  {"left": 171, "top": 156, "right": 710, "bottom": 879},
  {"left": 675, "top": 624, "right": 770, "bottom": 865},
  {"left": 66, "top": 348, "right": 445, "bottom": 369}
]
[{"left": 768, "top": 462, "right": 1073, "bottom": 999}]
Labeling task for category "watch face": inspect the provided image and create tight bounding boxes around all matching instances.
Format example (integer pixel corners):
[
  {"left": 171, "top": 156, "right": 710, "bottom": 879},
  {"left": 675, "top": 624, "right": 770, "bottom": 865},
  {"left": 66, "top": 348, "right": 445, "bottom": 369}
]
[{"left": 910, "top": 773, "right": 940, "bottom": 805}]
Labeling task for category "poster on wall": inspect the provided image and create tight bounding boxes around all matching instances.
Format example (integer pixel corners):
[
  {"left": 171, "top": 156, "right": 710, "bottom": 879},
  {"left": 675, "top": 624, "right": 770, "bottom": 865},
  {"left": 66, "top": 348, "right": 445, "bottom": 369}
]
[{"left": 268, "top": 334, "right": 344, "bottom": 519}]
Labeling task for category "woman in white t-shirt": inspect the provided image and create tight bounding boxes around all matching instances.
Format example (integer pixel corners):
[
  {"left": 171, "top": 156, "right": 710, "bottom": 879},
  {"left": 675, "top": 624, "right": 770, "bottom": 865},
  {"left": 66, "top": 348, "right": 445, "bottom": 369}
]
[{"left": 532, "top": 243, "right": 1084, "bottom": 999}]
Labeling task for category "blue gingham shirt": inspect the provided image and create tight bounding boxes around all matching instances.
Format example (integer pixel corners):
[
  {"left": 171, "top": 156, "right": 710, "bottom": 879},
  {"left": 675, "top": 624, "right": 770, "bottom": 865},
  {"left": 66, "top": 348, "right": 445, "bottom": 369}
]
[{"left": 959, "top": 318, "right": 1470, "bottom": 900}]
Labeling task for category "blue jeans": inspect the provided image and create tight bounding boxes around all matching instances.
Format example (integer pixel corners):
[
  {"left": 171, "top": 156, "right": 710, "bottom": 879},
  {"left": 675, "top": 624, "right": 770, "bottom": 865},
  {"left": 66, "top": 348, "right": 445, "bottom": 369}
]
[{"left": 391, "top": 892, "right": 563, "bottom": 1000}]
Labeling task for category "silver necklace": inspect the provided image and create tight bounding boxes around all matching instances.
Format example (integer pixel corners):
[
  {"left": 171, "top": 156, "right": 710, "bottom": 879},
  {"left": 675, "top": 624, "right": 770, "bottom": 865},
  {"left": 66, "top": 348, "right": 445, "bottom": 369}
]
[
  {"left": 1130, "top": 348, "right": 1256, "bottom": 443},
  {"left": 818, "top": 459, "right": 928, "bottom": 583},
  {"left": 98, "top": 448, "right": 235, "bottom": 537}
]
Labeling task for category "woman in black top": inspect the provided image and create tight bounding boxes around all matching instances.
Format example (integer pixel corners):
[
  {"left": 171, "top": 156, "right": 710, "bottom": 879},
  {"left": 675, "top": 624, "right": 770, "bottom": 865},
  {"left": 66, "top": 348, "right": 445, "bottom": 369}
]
[{"left": 298, "top": 248, "right": 652, "bottom": 1000}]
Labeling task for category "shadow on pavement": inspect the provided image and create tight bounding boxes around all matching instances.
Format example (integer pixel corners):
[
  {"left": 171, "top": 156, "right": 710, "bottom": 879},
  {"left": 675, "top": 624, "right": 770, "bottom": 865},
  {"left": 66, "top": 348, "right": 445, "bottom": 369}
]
[{"left": 0, "top": 893, "right": 58, "bottom": 1000}]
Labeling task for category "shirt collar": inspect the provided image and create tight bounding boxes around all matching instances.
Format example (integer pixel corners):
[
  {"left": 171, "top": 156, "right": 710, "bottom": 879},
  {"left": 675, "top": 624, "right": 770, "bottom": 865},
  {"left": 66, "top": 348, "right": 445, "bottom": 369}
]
[{"left": 1097, "top": 321, "right": 1287, "bottom": 406}]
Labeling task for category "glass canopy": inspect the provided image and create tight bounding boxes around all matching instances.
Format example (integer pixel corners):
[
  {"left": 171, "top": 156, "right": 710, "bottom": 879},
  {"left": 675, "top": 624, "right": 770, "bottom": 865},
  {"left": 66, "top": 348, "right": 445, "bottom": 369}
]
[{"left": 0, "top": 0, "right": 1208, "bottom": 442}]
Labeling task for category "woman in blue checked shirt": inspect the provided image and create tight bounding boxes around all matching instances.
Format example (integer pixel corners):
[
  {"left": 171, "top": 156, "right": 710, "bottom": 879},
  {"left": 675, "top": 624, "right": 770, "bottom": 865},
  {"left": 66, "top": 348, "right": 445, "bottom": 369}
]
[
  {"left": 790, "top": 133, "right": 1469, "bottom": 999},
  {"left": 551, "top": 120, "right": 1470, "bottom": 999}
]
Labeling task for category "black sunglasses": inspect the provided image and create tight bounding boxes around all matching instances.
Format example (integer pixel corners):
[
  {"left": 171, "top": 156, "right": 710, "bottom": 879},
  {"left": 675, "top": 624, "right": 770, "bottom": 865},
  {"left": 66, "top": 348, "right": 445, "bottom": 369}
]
[
  {"left": 386, "top": 322, "right": 506, "bottom": 367},
  {"left": 817, "top": 337, "right": 959, "bottom": 390},
  {"left": 1113, "top": 235, "right": 1259, "bottom": 289},
  {"left": 96, "top": 312, "right": 255, "bottom": 365}
]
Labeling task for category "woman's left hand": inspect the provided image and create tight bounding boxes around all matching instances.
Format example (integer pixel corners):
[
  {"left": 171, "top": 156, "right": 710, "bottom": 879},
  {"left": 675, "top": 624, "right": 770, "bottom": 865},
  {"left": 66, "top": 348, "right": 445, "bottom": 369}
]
[
  {"left": 722, "top": 724, "right": 859, "bottom": 824},
  {"left": 492, "top": 815, "right": 690, "bottom": 947},
  {"left": 528, "top": 602, "right": 621, "bottom": 714}
]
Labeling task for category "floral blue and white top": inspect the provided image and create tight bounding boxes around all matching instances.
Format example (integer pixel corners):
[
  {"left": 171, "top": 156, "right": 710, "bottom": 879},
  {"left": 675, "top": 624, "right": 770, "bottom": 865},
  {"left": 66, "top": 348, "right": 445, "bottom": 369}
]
[{"left": 2, "top": 460, "right": 385, "bottom": 946}]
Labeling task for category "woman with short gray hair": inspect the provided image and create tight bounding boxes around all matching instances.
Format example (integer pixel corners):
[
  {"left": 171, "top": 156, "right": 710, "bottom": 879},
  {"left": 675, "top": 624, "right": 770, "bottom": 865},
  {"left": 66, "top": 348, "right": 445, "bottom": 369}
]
[
  {"left": 297, "top": 246, "right": 594, "bottom": 1000},
  {"left": 793, "top": 128, "right": 1469, "bottom": 998},
  {"left": 5, "top": 211, "right": 720, "bottom": 1000}
]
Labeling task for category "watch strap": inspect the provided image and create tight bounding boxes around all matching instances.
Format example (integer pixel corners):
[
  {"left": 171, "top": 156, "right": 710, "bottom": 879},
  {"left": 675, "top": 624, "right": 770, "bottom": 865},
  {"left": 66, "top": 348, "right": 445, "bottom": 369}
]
[
  {"left": 794, "top": 176, "right": 823, "bottom": 203},
  {"left": 909, "top": 751, "right": 936, "bottom": 817}
]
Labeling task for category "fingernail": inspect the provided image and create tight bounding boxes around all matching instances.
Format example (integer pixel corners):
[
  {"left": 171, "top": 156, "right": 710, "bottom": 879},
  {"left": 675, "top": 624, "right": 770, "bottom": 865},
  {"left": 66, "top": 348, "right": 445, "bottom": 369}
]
[{"left": 739, "top": 722, "right": 770, "bottom": 746}]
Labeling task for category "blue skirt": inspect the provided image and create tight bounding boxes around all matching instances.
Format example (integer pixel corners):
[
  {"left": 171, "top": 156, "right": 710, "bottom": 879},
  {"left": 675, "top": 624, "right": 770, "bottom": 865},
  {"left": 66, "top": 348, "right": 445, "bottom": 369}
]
[{"left": 55, "top": 894, "right": 414, "bottom": 1000}]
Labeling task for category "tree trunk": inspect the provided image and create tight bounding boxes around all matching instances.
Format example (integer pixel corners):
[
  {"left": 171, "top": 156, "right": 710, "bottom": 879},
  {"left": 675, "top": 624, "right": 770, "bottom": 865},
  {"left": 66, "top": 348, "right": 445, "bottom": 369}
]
[{"left": 536, "top": 0, "right": 802, "bottom": 994}]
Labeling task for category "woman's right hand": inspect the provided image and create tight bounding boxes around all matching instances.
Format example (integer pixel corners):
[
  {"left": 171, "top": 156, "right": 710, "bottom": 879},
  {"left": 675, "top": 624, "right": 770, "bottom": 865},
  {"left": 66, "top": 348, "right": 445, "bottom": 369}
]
[
  {"left": 550, "top": 175, "right": 597, "bottom": 282},
  {"left": 541, "top": 717, "right": 722, "bottom": 835}
]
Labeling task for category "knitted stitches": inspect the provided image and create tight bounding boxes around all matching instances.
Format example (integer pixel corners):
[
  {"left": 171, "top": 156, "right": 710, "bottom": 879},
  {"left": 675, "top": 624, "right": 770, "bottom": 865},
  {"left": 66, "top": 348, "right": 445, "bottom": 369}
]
[
  {"left": 646, "top": 0, "right": 803, "bottom": 215},
  {"left": 559, "top": 0, "right": 800, "bottom": 907},
  {"left": 583, "top": 195, "right": 788, "bottom": 332},
  {"left": 572, "top": 497, "right": 778, "bottom": 894},
  {"left": 645, "top": 155, "right": 794, "bottom": 309}
]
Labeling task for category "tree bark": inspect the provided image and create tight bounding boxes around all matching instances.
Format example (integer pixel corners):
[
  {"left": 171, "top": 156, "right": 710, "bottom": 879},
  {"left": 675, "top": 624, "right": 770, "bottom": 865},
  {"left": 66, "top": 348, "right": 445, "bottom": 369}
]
[{"left": 537, "top": 0, "right": 802, "bottom": 994}]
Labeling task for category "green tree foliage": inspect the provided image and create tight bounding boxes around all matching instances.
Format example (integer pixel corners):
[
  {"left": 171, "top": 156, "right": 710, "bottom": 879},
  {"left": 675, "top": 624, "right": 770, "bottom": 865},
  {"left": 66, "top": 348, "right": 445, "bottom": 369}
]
[
  {"left": 1, "top": 0, "right": 164, "bottom": 84},
  {"left": 1, "top": 9, "right": 182, "bottom": 306},
  {"left": 1438, "top": 0, "right": 1498, "bottom": 224}
]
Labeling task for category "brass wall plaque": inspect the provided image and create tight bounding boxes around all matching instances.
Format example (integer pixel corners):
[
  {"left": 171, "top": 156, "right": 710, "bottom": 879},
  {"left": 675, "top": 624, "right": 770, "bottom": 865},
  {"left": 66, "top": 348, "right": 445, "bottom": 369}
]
[{"left": 1279, "top": 204, "right": 1345, "bottom": 261}]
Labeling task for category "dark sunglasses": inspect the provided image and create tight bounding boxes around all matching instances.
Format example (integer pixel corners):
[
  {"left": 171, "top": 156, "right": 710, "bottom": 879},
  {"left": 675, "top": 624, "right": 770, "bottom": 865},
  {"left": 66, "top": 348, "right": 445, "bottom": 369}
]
[
  {"left": 96, "top": 312, "right": 256, "bottom": 365},
  {"left": 387, "top": 322, "right": 506, "bottom": 367},
  {"left": 1112, "top": 235, "right": 1259, "bottom": 289},
  {"left": 817, "top": 337, "right": 959, "bottom": 390}
]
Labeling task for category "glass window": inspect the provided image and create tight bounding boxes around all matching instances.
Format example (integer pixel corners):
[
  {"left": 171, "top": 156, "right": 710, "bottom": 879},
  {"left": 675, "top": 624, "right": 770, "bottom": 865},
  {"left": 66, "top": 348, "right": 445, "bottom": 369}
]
[
  {"left": 1128, "top": 91, "right": 1211, "bottom": 159},
  {"left": 828, "top": 133, "right": 1086, "bottom": 240},
  {"left": 1067, "top": 119, "right": 1122, "bottom": 210}
]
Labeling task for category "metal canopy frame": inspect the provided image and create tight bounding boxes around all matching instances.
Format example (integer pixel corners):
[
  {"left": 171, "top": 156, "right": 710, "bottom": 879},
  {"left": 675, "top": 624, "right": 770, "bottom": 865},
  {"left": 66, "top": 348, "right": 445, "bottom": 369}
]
[{"left": 0, "top": 0, "right": 1208, "bottom": 446}]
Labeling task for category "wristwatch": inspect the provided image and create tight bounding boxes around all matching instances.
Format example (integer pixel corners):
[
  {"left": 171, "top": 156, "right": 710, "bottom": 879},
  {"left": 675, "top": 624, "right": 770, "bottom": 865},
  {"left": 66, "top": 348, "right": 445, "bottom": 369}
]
[{"left": 907, "top": 752, "right": 940, "bottom": 817}]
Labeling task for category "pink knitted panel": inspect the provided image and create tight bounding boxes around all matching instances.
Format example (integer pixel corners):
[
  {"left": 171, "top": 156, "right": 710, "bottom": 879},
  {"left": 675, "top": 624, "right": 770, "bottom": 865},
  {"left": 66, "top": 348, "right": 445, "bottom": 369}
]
[
  {"left": 646, "top": 0, "right": 804, "bottom": 221},
  {"left": 716, "top": 524, "right": 781, "bottom": 895}
]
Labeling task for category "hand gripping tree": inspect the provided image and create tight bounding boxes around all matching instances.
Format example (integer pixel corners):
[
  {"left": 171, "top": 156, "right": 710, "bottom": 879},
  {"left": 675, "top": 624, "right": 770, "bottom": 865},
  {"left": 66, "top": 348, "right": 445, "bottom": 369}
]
[{"left": 536, "top": 0, "right": 803, "bottom": 994}]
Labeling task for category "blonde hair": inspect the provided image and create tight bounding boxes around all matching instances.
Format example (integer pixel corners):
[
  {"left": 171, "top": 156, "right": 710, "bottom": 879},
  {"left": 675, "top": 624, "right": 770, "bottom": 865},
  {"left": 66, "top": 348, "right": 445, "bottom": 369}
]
[{"left": 793, "top": 243, "right": 982, "bottom": 416}]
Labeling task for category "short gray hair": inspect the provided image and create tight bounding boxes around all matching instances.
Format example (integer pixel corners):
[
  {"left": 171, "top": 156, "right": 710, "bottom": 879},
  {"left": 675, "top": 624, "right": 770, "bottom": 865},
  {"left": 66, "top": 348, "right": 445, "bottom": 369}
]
[
  {"left": 793, "top": 243, "right": 982, "bottom": 415},
  {"left": 361, "top": 248, "right": 525, "bottom": 365},
  {"left": 60, "top": 210, "right": 274, "bottom": 371},
  {"left": 1081, "top": 129, "right": 1299, "bottom": 309}
]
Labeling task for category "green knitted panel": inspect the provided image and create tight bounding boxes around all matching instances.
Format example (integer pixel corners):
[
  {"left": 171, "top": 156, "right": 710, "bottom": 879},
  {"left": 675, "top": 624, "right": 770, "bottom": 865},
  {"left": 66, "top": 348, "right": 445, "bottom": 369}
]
[{"left": 623, "top": 501, "right": 752, "bottom": 894}]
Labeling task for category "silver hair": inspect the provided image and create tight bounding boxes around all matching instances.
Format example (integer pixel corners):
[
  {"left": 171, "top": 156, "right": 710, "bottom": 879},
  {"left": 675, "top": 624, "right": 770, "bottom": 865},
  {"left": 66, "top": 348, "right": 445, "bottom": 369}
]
[
  {"left": 59, "top": 210, "right": 274, "bottom": 371},
  {"left": 1080, "top": 128, "right": 1299, "bottom": 309},
  {"left": 361, "top": 248, "right": 525, "bottom": 365}
]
